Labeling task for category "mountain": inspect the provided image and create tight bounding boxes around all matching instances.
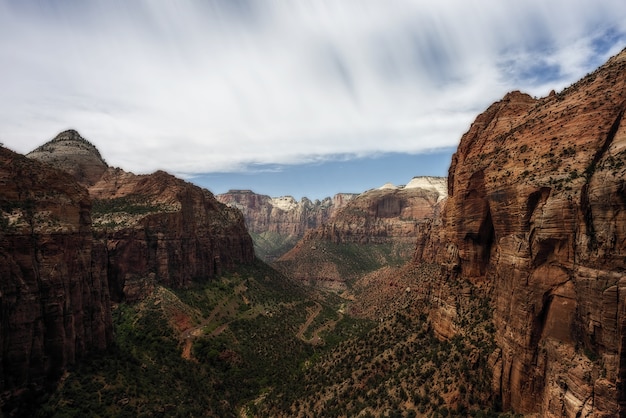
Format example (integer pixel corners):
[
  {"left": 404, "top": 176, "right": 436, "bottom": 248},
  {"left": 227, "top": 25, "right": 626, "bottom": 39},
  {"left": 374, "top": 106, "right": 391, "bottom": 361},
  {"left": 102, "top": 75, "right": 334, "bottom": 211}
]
[
  {"left": 413, "top": 49, "right": 626, "bottom": 416},
  {"left": 7, "top": 49, "right": 626, "bottom": 417},
  {"left": 0, "top": 146, "right": 112, "bottom": 411},
  {"left": 27, "top": 130, "right": 255, "bottom": 303},
  {"left": 0, "top": 129, "right": 256, "bottom": 414},
  {"left": 216, "top": 190, "right": 357, "bottom": 261},
  {"left": 274, "top": 177, "right": 447, "bottom": 291},
  {"left": 26, "top": 129, "right": 108, "bottom": 186}
]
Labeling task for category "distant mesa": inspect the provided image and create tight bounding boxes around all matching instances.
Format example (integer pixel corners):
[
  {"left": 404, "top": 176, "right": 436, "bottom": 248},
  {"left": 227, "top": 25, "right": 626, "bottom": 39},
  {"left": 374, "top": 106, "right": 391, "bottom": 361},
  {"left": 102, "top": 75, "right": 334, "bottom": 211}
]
[{"left": 377, "top": 176, "right": 448, "bottom": 201}]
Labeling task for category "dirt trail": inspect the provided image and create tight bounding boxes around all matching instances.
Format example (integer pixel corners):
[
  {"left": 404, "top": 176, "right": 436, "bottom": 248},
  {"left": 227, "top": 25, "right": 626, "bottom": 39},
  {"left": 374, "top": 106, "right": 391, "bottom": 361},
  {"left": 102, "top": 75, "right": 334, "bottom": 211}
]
[
  {"left": 180, "top": 283, "right": 246, "bottom": 360},
  {"left": 297, "top": 303, "right": 322, "bottom": 341},
  {"left": 296, "top": 302, "right": 342, "bottom": 345}
]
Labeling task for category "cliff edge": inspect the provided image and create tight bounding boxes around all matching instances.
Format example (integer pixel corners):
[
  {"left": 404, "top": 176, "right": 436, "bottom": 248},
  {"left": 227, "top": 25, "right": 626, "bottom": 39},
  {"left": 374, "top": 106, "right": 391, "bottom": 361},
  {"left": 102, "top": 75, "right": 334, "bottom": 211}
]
[{"left": 415, "top": 49, "right": 626, "bottom": 416}]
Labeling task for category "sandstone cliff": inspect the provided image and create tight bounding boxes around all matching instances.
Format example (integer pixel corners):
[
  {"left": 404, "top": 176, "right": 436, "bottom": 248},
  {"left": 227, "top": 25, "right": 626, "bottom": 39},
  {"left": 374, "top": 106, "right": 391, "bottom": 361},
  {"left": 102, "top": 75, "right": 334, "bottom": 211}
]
[
  {"left": 0, "top": 146, "right": 112, "bottom": 408},
  {"left": 89, "top": 168, "right": 255, "bottom": 302},
  {"left": 415, "top": 49, "right": 626, "bottom": 416},
  {"left": 216, "top": 190, "right": 357, "bottom": 261},
  {"left": 275, "top": 177, "right": 447, "bottom": 290},
  {"left": 28, "top": 132, "right": 255, "bottom": 303}
]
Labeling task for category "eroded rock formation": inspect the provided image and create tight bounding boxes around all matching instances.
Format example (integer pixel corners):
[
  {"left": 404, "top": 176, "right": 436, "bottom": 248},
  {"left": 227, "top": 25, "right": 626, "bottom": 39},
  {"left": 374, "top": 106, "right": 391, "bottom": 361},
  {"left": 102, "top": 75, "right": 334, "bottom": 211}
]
[
  {"left": 90, "top": 169, "right": 255, "bottom": 302},
  {"left": 28, "top": 132, "right": 255, "bottom": 303},
  {"left": 0, "top": 146, "right": 112, "bottom": 407},
  {"left": 276, "top": 178, "right": 447, "bottom": 289},
  {"left": 415, "top": 49, "right": 626, "bottom": 416},
  {"left": 216, "top": 190, "right": 357, "bottom": 261},
  {"left": 26, "top": 129, "right": 108, "bottom": 186}
]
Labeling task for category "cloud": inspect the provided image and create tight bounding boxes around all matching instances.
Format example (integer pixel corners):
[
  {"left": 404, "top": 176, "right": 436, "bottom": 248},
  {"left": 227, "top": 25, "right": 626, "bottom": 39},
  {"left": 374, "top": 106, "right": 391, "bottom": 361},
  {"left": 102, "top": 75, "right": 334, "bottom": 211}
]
[{"left": 0, "top": 0, "right": 625, "bottom": 175}]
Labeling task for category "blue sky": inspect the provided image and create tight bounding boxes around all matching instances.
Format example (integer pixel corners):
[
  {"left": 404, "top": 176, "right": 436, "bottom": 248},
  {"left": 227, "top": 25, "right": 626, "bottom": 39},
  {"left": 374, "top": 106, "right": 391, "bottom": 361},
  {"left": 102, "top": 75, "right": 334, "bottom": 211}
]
[{"left": 1, "top": 1, "right": 625, "bottom": 200}]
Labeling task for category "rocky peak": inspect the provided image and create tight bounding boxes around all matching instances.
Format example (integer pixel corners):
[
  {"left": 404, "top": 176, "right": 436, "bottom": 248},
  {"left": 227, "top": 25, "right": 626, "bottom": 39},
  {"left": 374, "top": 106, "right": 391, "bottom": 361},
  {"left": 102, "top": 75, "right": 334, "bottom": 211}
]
[
  {"left": 26, "top": 130, "right": 255, "bottom": 302},
  {"left": 27, "top": 129, "right": 108, "bottom": 186}
]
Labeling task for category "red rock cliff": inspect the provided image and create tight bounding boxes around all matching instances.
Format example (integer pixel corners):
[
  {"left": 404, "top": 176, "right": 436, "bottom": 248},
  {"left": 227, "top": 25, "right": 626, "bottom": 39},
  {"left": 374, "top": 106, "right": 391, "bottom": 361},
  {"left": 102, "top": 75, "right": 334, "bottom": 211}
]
[
  {"left": 90, "top": 168, "right": 255, "bottom": 302},
  {"left": 0, "top": 146, "right": 112, "bottom": 406},
  {"left": 416, "top": 50, "right": 626, "bottom": 416},
  {"left": 28, "top": 133, "right": 256, "bottom": 303},
  {"left": 216, "top": 190, "right": 357, "bottom": 261},
  {"left": 276, "top": 178, "right": 446, "bottom": 289}
]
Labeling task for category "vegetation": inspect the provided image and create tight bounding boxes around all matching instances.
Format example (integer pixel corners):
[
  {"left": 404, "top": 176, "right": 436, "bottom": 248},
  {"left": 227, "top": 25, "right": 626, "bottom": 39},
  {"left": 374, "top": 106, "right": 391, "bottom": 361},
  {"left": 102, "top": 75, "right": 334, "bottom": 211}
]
[
  {"left": 255, "top": 266, "right": 500, "bottom": 417},
  {"left": 92, "top": 196, "right": 173, "bottom": 217},
  {"left": 33, "top": 260, "right": 372, "bottom": 417},
  {"left": 33, "top": 259, "right": 504, "bottom": 417}
]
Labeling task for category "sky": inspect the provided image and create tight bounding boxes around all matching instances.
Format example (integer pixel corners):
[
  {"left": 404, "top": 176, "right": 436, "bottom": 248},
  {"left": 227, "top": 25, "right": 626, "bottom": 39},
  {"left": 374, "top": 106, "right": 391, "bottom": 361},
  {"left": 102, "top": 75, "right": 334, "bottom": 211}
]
[{"left": 1, "top": 1, "right": 625, "bottom": 200}]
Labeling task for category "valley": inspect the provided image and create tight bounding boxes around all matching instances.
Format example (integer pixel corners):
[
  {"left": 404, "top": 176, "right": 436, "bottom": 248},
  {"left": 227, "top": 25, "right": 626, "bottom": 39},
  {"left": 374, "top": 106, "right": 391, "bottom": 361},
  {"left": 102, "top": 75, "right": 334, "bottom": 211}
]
[{"left": 1, "top": 48, "right": 626, "bottom": 417}]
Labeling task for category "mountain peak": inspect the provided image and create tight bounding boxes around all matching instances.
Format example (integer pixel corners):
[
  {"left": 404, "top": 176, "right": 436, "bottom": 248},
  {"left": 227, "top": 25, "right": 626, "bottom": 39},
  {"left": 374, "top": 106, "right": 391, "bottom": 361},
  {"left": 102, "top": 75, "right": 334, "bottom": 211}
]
[
  {"left": 27, "top": 129, "right": 108, "bottom": 186},
  {"left": 53, "top": 128, "right": 85, "bottom": 141}
]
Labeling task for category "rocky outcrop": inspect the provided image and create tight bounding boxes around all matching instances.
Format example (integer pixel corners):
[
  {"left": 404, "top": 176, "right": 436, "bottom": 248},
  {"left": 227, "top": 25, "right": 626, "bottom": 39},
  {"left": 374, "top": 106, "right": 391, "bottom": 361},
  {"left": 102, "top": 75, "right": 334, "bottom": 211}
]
[
  {"left": 304, "top": 177, "right": 446, "bottom": 245},
  {"left": 90, "top": 169, "right": 255, "bottom": 302},
  {"left": 275, "top": 178, "right": 447, "bottom": 289},
  {"left": 415, "top": 49, "right": 626, "bottom": 416},
  {"left": 216, "top": 190, "right": 357, "bottom": 261},
  {"left": 0, "top": 146, "right": 112, "bottom": 409},
  {"left": 26, "top": 130, "right": 108, "bottom": 186},
  {"left": 28, "top": 132, "right": 256, "bottom": 303}
]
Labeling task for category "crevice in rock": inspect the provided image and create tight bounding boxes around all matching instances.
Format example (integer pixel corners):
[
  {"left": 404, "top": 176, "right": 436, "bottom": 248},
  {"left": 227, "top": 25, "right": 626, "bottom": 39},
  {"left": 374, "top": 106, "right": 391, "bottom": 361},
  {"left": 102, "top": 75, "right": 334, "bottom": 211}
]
[
  {"left": 525, "top": 187, "right": 551, "bottom": 228},
  {"left": 530, "top": 292, "right": 551, "bottom": 353},
  {"left": 463, "top": 205, "right": 495, "bottom": 276},
  {"left": 618, "top": 287, "right": 626, "bottom": 415},
  {"left": 581, "top": 104, "right": 626, "bottom": 251}
]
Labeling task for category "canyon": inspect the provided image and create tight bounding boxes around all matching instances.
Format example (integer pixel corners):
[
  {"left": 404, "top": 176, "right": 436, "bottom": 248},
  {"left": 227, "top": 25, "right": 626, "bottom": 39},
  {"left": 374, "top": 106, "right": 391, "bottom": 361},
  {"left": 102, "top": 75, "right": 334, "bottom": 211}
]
[
  {"left": 216, "top": 189, "right": 357, "bottom": 261},
  {"left": 274, "top": 177, "right": 447, "bottom": 291},
  {"left": 0, "top": 48, "right": 625, "bottom": 417}
]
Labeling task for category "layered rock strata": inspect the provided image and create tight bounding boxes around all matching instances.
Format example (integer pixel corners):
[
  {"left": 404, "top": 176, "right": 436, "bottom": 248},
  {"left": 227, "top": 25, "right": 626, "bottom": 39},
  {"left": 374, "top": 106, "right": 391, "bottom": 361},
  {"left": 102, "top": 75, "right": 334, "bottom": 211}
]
[
  {"left": 217, "top": 190, "right": 357, "bottom": 261},
  {"left": 0, "top": 146, "right": 112, "bottom": 405},
  {"left": 90, "top": 169, "right": 255, "bottom": 302},
  {"left": 276, "top": 178, "right": 447, "bottom": 289},
  {"left": 28, "top": 131, "right": 255, "bottom": 303},
  {"left": 26, "top": 129, "right": 108, "bottom": 186},
  {"left": 415, "top": 49, "right": 626, "bottom": 416}
]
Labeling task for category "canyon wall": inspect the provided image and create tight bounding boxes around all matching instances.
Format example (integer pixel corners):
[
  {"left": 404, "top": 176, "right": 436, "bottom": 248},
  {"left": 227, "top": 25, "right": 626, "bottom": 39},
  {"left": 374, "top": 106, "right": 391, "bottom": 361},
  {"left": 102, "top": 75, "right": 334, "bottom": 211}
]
[
  {"left": 217, "top": 189, "right": 357, "bottom": 261},
  {"left": 415, "top": 50, "right": 626, "bottom": 416},
  {"left": 276, "top": 178, "right": 447, "bottom": 289},
  {"left": 90, "top": 169, "right": 255, "bottom": 302},
  {"left": 0, "top": 147, "right": 112, "bottom": 406},
  {"left": 27, "top": 131, "right": 255, "bottom": 303}
]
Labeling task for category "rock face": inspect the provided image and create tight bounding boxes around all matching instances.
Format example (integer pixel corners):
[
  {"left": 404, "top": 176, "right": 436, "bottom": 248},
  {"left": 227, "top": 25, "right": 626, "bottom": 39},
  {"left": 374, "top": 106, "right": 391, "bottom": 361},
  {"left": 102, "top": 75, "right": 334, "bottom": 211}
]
[
  {"left": 0, "top": 146, "right": 112, "bottom": 405},
  {"left": 415, "top": 49, "right": 626, "bottom": 416},
  {"left": 28, "top": 133, "right": 255, "bottom": 303},
  {"left": 216, "top": 190, "right": 357, "bottom": 261},
  {"left": 275, "top": 178, "right": 447, "bottom": 289},
  {"left": 27, "top": 129, "right": 108, "bottom": 186},
  {"left": 89, "top": 169, "right": 255, "bottom": 302},
  {"left": 303, "top": 177, "right": 446, "bottom": 245}
]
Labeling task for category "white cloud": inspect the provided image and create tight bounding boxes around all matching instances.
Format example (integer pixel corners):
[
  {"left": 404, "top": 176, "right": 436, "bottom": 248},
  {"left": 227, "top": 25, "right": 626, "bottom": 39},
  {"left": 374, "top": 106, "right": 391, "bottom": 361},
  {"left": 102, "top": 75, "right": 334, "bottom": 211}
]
[{"left": 0, "top": 0, "right": 625, "bottom": 175}]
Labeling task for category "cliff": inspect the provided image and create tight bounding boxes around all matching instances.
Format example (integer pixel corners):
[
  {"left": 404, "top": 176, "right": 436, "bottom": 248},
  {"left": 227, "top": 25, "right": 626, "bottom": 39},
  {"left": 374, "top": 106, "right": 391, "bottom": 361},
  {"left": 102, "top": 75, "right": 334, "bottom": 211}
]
[
  {"left": 216, "top": 190, "right": 357, "bottom": 261},
  {"left": 415, "top": 49, "right": 626, "bottom": 416},
  {"left": 0, "top": 146, "right": 112, "bottom": 409},
  {"left": 275, "top": 178, "right": 447, "bottom": 290},
  {"left": 89, "top": 168, "right": 255, "bottom": 302},
  {"left": 28, "top": 132, "right": 255, "bottom": 303}
]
